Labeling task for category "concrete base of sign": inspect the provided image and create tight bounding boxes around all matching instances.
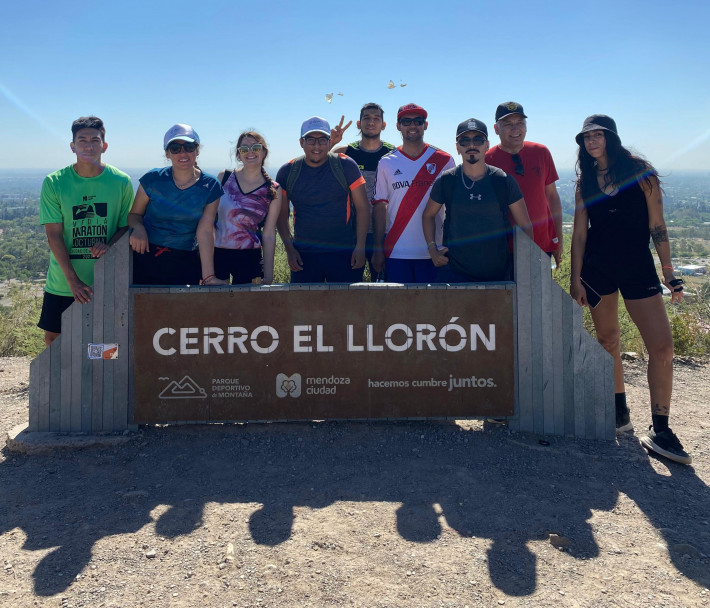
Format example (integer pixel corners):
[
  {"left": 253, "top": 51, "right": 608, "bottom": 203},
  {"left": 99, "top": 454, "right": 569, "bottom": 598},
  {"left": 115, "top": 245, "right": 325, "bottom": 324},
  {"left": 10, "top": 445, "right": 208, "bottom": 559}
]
[{"left": 5, "top": 423, "right": 136, "bottom": 455}]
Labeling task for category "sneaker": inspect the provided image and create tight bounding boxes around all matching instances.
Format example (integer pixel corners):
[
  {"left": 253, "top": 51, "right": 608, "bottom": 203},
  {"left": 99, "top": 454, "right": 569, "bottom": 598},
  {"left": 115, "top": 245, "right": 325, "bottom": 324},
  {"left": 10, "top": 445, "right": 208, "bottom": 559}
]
[
  {"left": 640, "top": 427, "right": 692, "bottom": 465},
  {"left": 615, "top": 407, "right": 634, "bottom": 434}
]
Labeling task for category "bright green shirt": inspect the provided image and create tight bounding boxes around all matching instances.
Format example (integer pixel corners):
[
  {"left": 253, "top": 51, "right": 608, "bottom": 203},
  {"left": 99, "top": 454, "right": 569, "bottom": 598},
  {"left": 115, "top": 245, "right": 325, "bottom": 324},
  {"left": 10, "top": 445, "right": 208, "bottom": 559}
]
[{"left": 39, "top": 164, "right": 133, "bottom": 296}]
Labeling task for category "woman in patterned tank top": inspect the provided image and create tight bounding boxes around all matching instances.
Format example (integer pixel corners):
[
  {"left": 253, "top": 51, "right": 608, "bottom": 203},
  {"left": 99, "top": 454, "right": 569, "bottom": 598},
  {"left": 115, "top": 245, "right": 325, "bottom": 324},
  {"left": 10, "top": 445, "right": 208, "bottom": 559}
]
[{"left": 215, "top": 131, "right": 282, "bottom": 284}]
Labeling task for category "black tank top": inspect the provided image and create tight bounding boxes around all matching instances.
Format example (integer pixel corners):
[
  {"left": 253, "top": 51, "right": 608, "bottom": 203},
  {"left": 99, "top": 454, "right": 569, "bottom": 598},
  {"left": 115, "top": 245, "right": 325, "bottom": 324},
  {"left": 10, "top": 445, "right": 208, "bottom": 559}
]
[{"left": 585, "top": 179, "right": 650, "bottom": 263}]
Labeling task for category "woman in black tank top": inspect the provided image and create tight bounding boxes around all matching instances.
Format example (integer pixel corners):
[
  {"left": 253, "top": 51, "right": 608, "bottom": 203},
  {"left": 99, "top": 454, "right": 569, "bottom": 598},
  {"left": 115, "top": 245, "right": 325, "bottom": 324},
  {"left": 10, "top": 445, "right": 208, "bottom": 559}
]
[{"left": 569, "top": 115, "right": 691, "bottom": 464}]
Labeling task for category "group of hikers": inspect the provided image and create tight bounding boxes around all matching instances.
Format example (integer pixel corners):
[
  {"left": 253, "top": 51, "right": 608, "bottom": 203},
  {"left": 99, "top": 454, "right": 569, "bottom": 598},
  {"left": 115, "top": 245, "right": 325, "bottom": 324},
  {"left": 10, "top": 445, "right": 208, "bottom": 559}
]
[{"left": 36, "top": 101, "right": 691, "bottom": 465}]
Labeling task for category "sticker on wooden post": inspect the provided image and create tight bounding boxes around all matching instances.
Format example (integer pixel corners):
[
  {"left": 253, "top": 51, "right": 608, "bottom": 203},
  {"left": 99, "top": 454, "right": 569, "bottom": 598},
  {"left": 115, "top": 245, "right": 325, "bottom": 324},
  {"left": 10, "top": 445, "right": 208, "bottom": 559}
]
[{"left": 88, "top": 343, "right": 119, "bottom": 360}]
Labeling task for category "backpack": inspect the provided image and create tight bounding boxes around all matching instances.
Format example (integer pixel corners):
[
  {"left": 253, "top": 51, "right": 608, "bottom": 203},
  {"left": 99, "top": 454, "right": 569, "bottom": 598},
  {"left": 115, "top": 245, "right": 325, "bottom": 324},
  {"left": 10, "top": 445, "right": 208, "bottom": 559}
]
[{"left": 285, "top": 153, "right": 349, "bottom": 196}]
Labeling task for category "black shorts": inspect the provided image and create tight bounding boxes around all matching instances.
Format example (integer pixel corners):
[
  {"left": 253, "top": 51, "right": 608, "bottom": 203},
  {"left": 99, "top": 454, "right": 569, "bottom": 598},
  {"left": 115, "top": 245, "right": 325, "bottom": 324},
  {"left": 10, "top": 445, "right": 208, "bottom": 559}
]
[
  {"left": 132, "top": 245, "right": 201, "bottom": 286},
  {"left": 37, "top": 291, "right": 75, "bottom": 334},
  {"left": 290, "top": 250, "right": 364, "bottom": 284},
  {"left": 214, "top": 247, "right": 262, "bottom": 284},
  {"left": 581, "top": 256, "right": 661, "bottom": 301}
]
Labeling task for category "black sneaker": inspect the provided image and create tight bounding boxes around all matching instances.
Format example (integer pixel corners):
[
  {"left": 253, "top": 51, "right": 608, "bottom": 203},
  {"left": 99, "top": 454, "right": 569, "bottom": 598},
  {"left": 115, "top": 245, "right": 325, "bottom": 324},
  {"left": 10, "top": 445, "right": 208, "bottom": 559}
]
[
  {"left": 640, "top": 427, "right": 692, "bottom": 465},
  {"left": 615, "top": 407, "right": 634, "bottom": 434}
]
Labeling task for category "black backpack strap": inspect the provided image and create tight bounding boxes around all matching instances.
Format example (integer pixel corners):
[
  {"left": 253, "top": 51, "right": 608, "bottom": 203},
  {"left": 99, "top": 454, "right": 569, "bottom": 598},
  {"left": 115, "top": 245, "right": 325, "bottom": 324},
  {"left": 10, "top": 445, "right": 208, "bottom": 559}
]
[
  {"left": 491, "top": 172, "right": 512, "bottom": 232},
  {"left": 327, "top": 152, "right": 350, "bottom": 192},
  {"left": 491, "top": 170, "right": 515, "bottom": 280},
  {"left": 220, "top": 169, "right": 232, "bottom": 186},
  {"left": 285, "top": 157, "right": 305, "bottom": 196},
  {"left": 442, "top": 168, "right": 456, "bottom": 205}
]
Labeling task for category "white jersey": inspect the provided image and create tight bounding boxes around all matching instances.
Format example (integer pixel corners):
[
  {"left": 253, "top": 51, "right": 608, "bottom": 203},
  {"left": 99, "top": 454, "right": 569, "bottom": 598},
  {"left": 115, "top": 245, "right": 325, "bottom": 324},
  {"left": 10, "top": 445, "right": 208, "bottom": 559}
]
[{"left": 374, "top": 145, "right": 454, "bottom": 259}]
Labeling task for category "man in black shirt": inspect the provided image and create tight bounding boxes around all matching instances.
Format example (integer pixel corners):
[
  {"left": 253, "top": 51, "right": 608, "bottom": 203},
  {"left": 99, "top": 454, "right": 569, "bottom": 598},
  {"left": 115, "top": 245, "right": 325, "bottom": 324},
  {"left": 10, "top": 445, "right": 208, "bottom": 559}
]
[
  {"left": 331, "top": 103, "right": 395, "bottom": 280},
  {"left": 422, "top": 118, "right": 533, "bottom": 282}
]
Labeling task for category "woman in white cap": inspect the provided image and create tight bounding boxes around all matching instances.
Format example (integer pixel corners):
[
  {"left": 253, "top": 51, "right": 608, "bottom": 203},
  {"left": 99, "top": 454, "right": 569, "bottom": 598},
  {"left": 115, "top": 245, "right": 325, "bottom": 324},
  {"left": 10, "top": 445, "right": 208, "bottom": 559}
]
[
  {"left": 214, "top": 131, "right": 282, "bottom": 284},
  {"left": 128, "top": 124, "right": 224, "bottom": 285},
  {"left": 570, "top": 114, "right": 690, "bottom": 464}
]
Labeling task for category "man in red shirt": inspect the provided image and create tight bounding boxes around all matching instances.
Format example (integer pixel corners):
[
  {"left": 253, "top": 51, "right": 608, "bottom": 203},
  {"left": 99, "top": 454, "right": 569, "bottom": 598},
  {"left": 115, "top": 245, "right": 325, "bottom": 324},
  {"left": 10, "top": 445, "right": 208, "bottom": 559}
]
[{"left": 486, "top": 102, "right": 563, "bottom": 267}]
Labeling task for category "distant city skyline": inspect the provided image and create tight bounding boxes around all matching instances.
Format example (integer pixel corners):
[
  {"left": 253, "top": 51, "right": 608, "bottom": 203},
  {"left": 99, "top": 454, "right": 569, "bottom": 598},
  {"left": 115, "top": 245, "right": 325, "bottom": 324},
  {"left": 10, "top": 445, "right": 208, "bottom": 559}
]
[{"left": 2, "top": 1, "right": 709, "bottom": 172}]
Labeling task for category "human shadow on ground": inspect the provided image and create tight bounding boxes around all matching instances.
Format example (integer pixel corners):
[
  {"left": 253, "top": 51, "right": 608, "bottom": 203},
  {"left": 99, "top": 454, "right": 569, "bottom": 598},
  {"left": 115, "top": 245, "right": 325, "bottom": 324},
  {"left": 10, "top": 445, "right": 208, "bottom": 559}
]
[{"left": 1, "top": 421, "right": 708, "bottom": 597}]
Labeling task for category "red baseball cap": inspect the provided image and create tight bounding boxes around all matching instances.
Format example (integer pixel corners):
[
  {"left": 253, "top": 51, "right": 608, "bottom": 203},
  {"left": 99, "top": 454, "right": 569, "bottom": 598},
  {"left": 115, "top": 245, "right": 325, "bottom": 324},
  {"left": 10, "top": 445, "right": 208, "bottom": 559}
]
[{"left": 397, "top": 103, "right": 428, "bottom": 120}]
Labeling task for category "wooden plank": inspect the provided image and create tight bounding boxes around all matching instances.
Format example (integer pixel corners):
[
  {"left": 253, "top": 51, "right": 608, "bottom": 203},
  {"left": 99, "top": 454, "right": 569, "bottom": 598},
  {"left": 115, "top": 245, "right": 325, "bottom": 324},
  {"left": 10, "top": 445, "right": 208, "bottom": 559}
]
[
  {"left": 529, "top": 241, "right": 544, "bottom": 434},
  {"left": 594, "top": 341, "right": 606, "bottom": 440},
  {"left": 600, "top": 345, "right": 616, "bottom": 440},
  {"left": 70, "top": 303, "right": 83, "bottom": 431},
  {"left": 92, "top": 257, "right": 105, "bottom": 432},
  {"left": 509, "top": 281, "right": 520, "bottom": 432},
  {"left": 127, "top": 289, "right": 134, "bottom": 429},
  {"left": 102, "top": 252, "right": 116, "bottom": 431},
  {"left": 113, "top": 236, "right": 130, "bottom": 431},
  {"left": 514, "top": 231, "right": 533, "bottom": 433},
  {"left": 540, "top": 254, "right": 554, "bottom": 435},
  {"left": 572, "top": 303, "right": 586, "bottom": 439},
  {"left": 551, "top": 286, "right": 565, "bottom": 435},
  {"left": 59, "top": 315, "right": 71, "bottom": 431},
  {"left": 49, "top": 339, "right": 61, "bottom": 431},
  {"left": 38, "top": 345, "right": 50, "bottom": 432},
  {"left": 562, "top": 293, "right": 575, "bottom": 437},
  {"left": 81, "top": 302, "right": 93, "bottom": 432},
  {"left": 28, "top": 353, "right": 44, "bottom": 432},
  {"left": 584, "top": 336, "right": 598, "bottom": 440}
]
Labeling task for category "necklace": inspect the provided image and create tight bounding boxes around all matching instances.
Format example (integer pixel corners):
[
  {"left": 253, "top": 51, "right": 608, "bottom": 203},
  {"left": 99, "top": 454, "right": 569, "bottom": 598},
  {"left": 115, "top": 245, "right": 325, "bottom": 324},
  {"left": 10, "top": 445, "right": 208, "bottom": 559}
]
[
  {"left": 174, "top": 168, "right": 199, "bottom": 189},
  {"left": 461, "top": 169, "right": 476, "bottom": 190},
  {"left": 461, "top": 168, "right": 484, "bottom": 200}
]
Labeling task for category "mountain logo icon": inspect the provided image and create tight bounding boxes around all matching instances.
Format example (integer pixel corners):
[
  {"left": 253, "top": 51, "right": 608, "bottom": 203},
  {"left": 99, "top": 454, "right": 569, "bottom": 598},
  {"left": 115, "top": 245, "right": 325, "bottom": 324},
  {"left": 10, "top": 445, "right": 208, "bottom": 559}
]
[{"left": 158, "top": 375, "right": 207, "bottom": 399}]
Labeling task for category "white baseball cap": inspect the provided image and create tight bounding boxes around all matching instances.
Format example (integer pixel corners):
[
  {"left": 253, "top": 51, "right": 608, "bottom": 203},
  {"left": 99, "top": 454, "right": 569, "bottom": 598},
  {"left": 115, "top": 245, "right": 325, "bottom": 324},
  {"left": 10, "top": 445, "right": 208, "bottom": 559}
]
[
  {"left": 164, "top": 124, "right": 200, "bottom": 149},
  {"left": 300, "top": 116, "right": 331, "bottom": 138}
]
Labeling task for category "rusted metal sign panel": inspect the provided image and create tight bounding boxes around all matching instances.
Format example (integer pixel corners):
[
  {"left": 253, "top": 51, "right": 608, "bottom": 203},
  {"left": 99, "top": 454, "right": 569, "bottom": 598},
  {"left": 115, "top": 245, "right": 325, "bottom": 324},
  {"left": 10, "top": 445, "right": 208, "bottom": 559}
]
[{"left": 133, "top": 289, "right": 514, "bottom": 423}]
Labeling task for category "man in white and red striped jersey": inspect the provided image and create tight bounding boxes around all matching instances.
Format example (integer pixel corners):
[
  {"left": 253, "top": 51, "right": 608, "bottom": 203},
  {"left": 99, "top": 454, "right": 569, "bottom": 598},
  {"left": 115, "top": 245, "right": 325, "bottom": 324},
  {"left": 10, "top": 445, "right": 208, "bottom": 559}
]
[{"left": 372, "top": 103, "right": 455, "bottom": 283}]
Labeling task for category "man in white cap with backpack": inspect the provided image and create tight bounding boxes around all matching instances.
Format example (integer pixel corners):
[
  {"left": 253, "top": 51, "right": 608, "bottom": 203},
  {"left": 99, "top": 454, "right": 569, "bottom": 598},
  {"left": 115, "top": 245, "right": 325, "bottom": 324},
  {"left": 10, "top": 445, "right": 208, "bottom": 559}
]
[{"left": 276, "top": 116, "right": 369, "bottom": 283}]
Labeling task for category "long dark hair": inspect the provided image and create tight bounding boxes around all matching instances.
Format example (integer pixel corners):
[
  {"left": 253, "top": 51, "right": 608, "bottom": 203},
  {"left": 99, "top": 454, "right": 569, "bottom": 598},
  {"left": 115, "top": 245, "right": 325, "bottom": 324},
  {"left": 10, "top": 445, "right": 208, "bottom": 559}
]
[
  {"left": 235, "top": 131, "right": 278, "bottom": 200},
  {"left": 575, "top": 131, "right": 659, "bottom": 202}
]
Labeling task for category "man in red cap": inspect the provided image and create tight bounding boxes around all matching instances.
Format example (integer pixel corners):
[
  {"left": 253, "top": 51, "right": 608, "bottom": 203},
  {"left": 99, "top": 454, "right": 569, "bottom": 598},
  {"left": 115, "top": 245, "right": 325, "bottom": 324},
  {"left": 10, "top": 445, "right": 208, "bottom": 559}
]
[
  {"left": 372, "top": 103, "right": 455, "bottom": 283},
  {"left": 486, "top": 102, "right": 563, "bottom": 267}
]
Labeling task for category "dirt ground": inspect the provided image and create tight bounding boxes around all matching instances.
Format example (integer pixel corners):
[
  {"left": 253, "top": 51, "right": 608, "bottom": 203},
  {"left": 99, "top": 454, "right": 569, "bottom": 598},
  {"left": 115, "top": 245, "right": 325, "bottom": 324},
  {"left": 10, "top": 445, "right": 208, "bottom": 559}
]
[{"left": 1, "top": 356, "right": 709, "bottom": 608}]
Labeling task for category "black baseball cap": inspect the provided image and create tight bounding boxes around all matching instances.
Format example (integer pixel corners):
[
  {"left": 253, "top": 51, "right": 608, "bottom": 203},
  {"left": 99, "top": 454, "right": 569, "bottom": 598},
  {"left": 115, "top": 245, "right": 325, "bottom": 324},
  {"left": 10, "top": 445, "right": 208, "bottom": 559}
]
[
  {"left": 575, "top": 114, "right": 620, "bottom": 145},
  {"left": 495, "top": 101, "right": 527, "bottom": 122},
  {"left": 456, "top": 118, "right": 488, "bottom": 139}
]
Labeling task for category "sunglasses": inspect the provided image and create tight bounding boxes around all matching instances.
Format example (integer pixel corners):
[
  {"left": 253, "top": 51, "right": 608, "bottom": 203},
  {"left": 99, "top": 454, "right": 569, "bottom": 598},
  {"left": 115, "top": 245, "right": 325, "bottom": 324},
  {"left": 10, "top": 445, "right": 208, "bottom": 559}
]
[
  {"left": 237, "top": 144, "right": 264, "bottom": 155},
  {"left": 167, "top": 142, "right": 198, "bottom": 154},
  {"left": 399, "top": 117, "right": 425, "bottom": 126},
  {"left": 458, "top": 135, "right": 487, "bottom": 147},
  {"left": 512, "top": 153, "right": 524, "bottom": 176}
]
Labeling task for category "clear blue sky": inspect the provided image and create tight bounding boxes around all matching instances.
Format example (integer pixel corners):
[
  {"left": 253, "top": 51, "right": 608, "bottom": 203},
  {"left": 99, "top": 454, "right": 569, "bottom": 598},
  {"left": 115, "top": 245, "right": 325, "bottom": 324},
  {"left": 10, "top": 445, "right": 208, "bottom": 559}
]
[{"left": 2, "top": 0, "right": 709, "bottom": 173}]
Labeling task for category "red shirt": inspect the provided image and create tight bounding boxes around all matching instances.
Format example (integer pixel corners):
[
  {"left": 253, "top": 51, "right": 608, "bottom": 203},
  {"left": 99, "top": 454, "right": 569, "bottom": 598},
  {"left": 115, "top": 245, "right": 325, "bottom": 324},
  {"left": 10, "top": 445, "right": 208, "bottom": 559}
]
[{"left": 486, "top": 141, "right": 560, "bottom": 252}]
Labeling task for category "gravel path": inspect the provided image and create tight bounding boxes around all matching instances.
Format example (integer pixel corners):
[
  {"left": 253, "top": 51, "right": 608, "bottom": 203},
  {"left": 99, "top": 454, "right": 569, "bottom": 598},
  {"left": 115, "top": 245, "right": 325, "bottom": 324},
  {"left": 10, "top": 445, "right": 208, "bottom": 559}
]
[{"left": 1, "top": 356, "right": 709, "bottom": 607}]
